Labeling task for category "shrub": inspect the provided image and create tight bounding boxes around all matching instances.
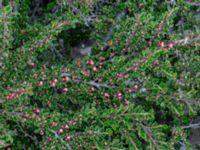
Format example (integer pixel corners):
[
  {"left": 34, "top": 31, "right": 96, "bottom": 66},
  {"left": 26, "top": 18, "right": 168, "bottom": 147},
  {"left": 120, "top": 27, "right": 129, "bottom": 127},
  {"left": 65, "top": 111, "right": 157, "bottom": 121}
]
[{"left": 0, "top": 0, "right": 199, "bottom": 149}]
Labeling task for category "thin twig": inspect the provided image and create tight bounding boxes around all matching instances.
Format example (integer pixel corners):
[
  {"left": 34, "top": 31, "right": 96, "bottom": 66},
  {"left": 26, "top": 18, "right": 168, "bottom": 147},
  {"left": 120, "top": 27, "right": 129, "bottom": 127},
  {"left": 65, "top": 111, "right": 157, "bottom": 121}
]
[
  {"left": 0, "top": 109, "right": 25, "bottom": 116},
  {"left": 175, "top": 36, "right": 200, "bottom": 45},
  {"left": 17, "top": 122, "right": 39, "bottom": 145},
  {"left": 49, "top": 129, "right": 72, "bottom": 150},
  {"left": 178, "top": 142, "right": 186, "bottom": 150},
  {"left": 86, "top": 81, "right": 115, "bottom": 89},
  {"left": 123, "top": 129, "right": 139, "bottom": 150},
  {"left": 185, "top": 1, "right": 200, "bottom": 6},
  {"left": 62, "top": 72, "right": 115, "bottom": 89},
  {"left": 181, "top": 122, "right": 200, "bottom": 129},
  {"left": 141, "top": 124, "right": 159, "bottom": 150},
  {"left": 0, "top": 0, "right": 2, "bottom": 9}
]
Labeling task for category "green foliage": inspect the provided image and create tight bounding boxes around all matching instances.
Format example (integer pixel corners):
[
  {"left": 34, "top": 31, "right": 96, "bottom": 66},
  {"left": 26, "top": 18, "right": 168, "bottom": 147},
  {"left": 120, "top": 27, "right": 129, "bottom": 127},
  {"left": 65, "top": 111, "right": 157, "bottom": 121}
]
[{"left": 0, "top": 0, "right": 199, "bottom": 149}]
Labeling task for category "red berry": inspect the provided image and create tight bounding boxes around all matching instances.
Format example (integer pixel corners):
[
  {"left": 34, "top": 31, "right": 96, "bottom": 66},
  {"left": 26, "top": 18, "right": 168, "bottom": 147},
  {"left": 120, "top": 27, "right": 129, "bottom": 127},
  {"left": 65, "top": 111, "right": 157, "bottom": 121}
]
[
  {"left": 168, "top": 43, "right": 173, "bottom": 49},
  {"left": 53, "top": 78, "right": 58, "bottom": 83},
  {"left": 30, "top": 63, "right": 35, "bottom": 67},
  {"left": 103, "top": 93, "right": 110, "bottom": 98},
  {"left": 51, "top": 82, "right": 56, "bottom": 87},
  {"left": 117, "top": 96, "right": 122, "bottom": 100},
  {"left": 38, "top": 81, "right": 43, "bottom": 87},
  {"left": 63, "top": 124, "right": 69, "bottom": 129},
  {"left": 93, "top": 66, "right": 97, "bottom": 71},
  {"left": 127, "top": 88, "right": 132, "bottom": 93},
  {"left": 58, "top": 128, "right": 63, "bottom": 134},
  {"left": 113, "top": 103, "right": 117, "bottom": 108},
  {"left": 124, "top": 74, "right": 129, "bottom": 78},
  {"left": 68, "top": 121, "right": 74, "bottom": 125},
  {"left": 47, "top": 137, "right": 52, "bottom": 142},
  {"left": 159, "top": 42, "right": 165, "bottom": 47},
  {"left": 6, "top": 147, "right": 11, "bottom": 150},
  {"left": 10, "top": 93, "right": 15, "bottom": 98},
  {"left": 133, "top": 85, "right": 138, "bottom": 90},
  {"left": 141, "top": 31, "right": 145, "bottom": 35},
  {"left": 6, "top": 93, "right": 15, "bottom": 100},
  {"left": 63, "top": 88, "right": 68, "bottom": 93},
  {"left": 117, "top": 92, "right": 122, "bottom": 100},
  {"left": 42, "top": 65, "right": 47, "bottom": 70},
  {"left": 91, "top": 87, "right": 95, "bottom": 92},
  {"left": 117, "top": 92, "right": 122, "bottom": 97},
  {"left": 124, "top": 99, "right": 129, "bottom": 105},
  {"left": 33, "top": 74, "right": 37, "bottom": 79},
  {"left": 153, "top": 60, "right": 159, "bottom": 66},
  {"left": 63, "top": 76, "right": 70, "bottom": 82},
  {"left": 87, "top": 60, "right": 94, "bottom": 66},
  {"left": 34, "top": 108, "right": 40, "bottom": 114},
  {"left": 51, "top": 122, "right": 58, "bottom": 127},
  {"left": 65, "top": 135, "right": 71, "bottom": 141}
]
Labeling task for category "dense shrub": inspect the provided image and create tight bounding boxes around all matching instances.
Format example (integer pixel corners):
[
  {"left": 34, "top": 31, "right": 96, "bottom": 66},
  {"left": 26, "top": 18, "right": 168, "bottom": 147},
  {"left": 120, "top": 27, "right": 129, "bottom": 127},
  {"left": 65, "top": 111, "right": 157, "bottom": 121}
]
[{"left": 0, "top": 0, "right": 199, "bottom": 149}]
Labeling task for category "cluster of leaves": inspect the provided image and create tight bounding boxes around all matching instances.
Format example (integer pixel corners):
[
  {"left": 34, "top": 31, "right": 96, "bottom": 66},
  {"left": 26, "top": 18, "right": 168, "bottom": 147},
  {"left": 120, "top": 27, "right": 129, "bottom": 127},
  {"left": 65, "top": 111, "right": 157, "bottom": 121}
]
[{"left": 0, "top": 0, "right": 199, "bottom": 149}]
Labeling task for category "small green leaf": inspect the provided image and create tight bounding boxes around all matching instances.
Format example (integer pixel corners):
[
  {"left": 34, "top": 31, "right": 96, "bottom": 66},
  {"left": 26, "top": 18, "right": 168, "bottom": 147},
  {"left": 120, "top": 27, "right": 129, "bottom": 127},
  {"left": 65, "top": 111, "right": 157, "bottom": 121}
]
[
  {"left": 3, "top": 5, "right": 12, "bottom": 13},
  {"left": 138, "top": 128, "right": 148, "bottom": 141}
]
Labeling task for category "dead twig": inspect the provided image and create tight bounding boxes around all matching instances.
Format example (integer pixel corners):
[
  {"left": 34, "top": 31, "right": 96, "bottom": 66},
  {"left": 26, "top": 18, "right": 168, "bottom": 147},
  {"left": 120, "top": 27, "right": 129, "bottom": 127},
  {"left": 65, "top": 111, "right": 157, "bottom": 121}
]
[
  {"left": 62, "top": 72, "right": 115, "bottom": 89},
  {"left": 175, "top": 36, "right": 200, "bottom": 45},
  {"left": 0, "top": 0, "right": 2, "bottom": 9},
  {"left": 181, "top": 122, "right": 200, "bottom": 129},
  {"left": 185, "top": 1, "right": 200, "bottom": 6},
  {"left": 141, "top": 124, "right": 159, "bottom": 150},
  {"left": 17, "top": 122, "right": 39, "bottom": 145},
  {"left": 49, "top": 129, "right": 72, "bottom": 150}
]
